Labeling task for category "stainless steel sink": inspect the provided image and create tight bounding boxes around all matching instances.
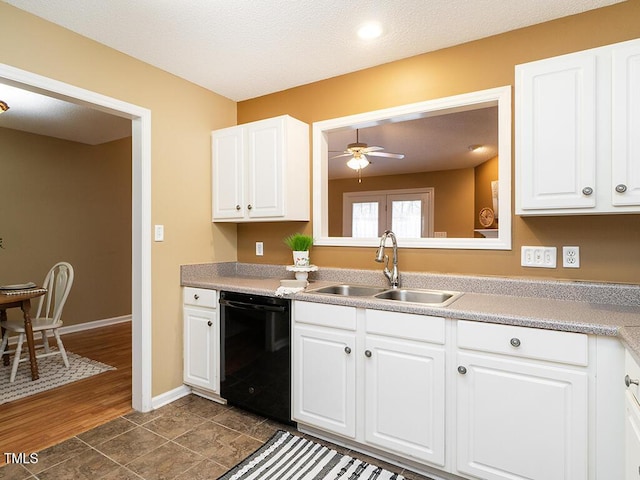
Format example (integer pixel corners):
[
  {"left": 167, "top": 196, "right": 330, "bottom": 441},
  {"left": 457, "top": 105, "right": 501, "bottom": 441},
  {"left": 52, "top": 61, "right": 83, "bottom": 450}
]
[
  {"left": 310, "top": 284, "right": 388, "bottom": 296},
  {"left": 308, "top": 283, "right": 462, "bottom": 307},
  {"left": 374, "top": 288, "right": 462, "bottom": 307}
]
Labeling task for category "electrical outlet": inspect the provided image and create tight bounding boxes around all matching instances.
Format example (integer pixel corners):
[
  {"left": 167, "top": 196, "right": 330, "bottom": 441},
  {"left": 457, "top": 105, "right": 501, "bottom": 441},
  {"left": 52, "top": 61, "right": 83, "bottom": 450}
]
[
  {"left": 255, "top": 241, "right": 264, "bottom": 256},
  {"left": 563, "top": 246, "right": 580, "bottom": 268},
  {"left": 521, "top": 246, "right": 557, "bottom": 268}
]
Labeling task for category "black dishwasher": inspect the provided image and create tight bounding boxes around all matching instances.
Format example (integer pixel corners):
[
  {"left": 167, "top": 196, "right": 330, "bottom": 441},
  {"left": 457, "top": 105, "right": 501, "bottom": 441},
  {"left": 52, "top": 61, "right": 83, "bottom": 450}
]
[{"left": 219, "top": 290, "right": 293, "bottom": 425}]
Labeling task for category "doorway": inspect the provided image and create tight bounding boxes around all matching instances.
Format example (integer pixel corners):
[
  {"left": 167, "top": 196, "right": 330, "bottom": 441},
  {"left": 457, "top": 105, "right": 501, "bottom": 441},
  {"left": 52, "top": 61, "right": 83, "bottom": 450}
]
[{"left": 0, "top": 63, "right": 152, "bottom": 412}]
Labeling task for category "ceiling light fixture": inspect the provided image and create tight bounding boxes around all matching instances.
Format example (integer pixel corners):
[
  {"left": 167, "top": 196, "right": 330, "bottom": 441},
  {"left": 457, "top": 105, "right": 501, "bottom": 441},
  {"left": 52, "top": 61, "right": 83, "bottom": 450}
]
[
  {"left": 346, "top": 153, "right": 370, "bottom": 171},
  {"left": 0, "top": 100, "right": 9, "bottom": 114},
  {"left": 468, "top": 144, "right": 483, "bottom": 152},
  {"left": 357, "top": 22, "right": 383, "bottom": 40}
]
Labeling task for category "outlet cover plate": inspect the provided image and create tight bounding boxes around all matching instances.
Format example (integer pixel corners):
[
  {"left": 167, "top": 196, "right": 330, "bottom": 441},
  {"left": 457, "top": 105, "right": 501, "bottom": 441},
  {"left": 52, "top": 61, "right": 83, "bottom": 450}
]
[{"left": 521, "top": 246, "right": 557, "bottom": 268}]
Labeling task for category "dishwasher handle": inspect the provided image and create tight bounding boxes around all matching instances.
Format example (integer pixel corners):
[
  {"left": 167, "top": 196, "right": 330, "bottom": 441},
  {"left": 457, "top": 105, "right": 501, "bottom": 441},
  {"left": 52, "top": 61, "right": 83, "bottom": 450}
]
[{"left": 219, "top": 298, "right": 287, "bottom": 314}]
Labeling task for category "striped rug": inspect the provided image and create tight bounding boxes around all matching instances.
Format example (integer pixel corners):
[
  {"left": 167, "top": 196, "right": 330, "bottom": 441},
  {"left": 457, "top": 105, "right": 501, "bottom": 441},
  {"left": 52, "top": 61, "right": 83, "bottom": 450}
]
[
  {"left": 218, "top": 430, "right": 407, "bottom": 480},
  {"left": 0, "top": 351, "right": 115, "bottom": 404}
]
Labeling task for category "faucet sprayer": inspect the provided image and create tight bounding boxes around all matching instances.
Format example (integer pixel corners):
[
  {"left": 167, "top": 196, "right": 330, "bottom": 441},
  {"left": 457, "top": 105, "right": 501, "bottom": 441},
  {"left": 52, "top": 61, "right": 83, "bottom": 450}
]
[{"left": 375, "top": 230, "right": 399, "bottom": 288}]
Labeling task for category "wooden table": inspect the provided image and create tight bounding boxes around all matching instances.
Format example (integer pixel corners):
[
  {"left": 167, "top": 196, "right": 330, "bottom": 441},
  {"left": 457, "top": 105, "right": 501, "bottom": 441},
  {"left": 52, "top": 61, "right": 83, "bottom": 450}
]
[{"left": 0, "top": 288, "right": 46, "bottom": 381}]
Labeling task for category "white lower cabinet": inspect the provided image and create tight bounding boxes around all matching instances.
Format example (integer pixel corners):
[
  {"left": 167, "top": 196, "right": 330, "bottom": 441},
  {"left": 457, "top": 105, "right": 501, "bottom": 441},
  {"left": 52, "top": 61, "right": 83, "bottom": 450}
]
[
  {"left": 292, "top": 301, "right": 446, "bottom": 468},
  {"left": 363, "top": 334, "right": 445, "bottom": 466},
  {"left": 293, "top": 323, "right": 356, "bottom": 438},
  {"left": 455, "top": 320, "right": 589, "bottom": 480},
  {"left": 293, "top": 301, "right": 622, "bottom": 480},
  {"left": 625, "top": 350, "right": 640, "bottom": 480},
  {"left": 183, "top": 287, "right": 220, "bottom": 395}
]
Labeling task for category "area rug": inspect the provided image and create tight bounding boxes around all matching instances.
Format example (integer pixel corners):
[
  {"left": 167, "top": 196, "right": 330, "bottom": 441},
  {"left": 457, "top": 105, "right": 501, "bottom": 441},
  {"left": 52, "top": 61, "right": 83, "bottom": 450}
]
[
  {"left": 0, "top": 351, "right": 116, "bottom": 404},
  {"left": 218, "top": 430, "right": 408, "bottom": 480}
]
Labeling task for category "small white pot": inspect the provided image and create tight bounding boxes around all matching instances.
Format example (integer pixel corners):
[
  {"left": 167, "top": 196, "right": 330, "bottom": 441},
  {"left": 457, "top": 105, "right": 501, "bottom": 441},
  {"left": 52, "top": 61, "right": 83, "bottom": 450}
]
[{"left": 292, "top": 250, "right": 310, "bottom": 267}]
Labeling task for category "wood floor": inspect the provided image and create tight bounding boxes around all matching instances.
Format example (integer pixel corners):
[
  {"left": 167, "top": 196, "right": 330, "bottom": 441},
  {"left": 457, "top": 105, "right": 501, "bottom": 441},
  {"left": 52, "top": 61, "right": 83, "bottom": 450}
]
[{"left": 0, "top": 322, "right": 132, "bottom": 461}]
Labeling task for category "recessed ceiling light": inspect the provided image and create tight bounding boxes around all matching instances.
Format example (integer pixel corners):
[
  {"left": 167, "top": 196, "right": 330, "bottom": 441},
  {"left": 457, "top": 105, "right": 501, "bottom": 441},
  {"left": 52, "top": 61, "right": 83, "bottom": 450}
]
[{"left": 358, "top": 22, "right": 383, "bottom": 40}]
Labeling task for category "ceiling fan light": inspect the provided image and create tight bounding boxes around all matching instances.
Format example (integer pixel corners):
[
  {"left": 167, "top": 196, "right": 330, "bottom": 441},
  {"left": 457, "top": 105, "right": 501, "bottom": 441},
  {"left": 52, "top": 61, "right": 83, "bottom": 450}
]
[{"left": 347, "top": 155, "right": 369, "bottom": 170}]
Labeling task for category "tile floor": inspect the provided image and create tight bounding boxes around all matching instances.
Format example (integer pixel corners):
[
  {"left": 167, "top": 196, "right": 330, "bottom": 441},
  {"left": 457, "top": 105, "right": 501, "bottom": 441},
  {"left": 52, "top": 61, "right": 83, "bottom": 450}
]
[{"left": 0, "top": 395, "right": 433, "bottom": 480}]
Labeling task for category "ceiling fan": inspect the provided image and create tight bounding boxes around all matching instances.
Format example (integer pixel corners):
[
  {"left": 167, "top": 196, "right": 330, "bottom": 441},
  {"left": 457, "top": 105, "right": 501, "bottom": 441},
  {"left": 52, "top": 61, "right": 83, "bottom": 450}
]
[{"left": 331, "top": 129, "right": 405, "bottom": 172}]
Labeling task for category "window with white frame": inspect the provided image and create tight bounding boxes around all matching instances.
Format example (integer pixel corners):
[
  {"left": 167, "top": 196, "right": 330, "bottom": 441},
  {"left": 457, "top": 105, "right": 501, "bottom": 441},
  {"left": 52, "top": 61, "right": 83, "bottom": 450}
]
[{"left": 343, "top": 188, "right": 434, "bottom": 238}]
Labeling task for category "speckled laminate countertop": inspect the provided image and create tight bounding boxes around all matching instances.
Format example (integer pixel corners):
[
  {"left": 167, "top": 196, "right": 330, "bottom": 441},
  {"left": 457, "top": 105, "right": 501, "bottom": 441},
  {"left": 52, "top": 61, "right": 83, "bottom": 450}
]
[{"left": 181, "top": 262, "right": 640, "bottom": 360}]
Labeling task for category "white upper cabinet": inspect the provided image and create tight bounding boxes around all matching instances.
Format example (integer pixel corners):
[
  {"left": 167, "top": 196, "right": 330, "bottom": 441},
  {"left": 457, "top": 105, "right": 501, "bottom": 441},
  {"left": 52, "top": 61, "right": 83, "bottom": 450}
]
[
  {"left": 212, "top": 115, "right": 309, "bottom": 222},
  {"left": 612, "top": 41, "right": 640, "bottom": 207},
  {"left": 516, "top": 38, "right": 640, "bottom": 215}
]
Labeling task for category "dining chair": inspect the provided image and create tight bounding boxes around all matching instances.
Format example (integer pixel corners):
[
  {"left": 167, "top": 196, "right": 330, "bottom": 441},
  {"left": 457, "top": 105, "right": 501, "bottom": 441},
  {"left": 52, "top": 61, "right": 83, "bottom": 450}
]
[{"left": 0, "top": 262, "right": 74, "bottom": 382}]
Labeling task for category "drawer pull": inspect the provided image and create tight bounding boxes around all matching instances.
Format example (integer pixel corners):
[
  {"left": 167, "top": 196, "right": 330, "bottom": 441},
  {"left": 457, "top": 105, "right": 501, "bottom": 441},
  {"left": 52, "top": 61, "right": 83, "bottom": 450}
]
[
  {"left": 615, "top": 184, "right": 627, "bottom": 193},
  {"left": 235, "top": 205, "right": 241, "bottom": 210},
  {"left": 510, "top": 338, "right": 521, "bottom": 348},
  {"left": 247, "top": 204, "right": 253, "bottom": 210},
  {"left": 458, "top": 366, "right": 467, "bottom": 375},
  {"left": 207, "top": 321, "right": 212, "bottom": 327},
  {"left": 344, "top": 346, "right": 351, "bottom": 355},
  {"left": 582, "top": 186, "right": 593, "bottom": 196},
  {"left": 365, "top": 350, "right": 372, "bottom": 358},
  {"left": 194, "top": 294, "right": 200, "bottom": 300},
  {"left": 625, "top": 374, "right": 640, "bottom": 387}
]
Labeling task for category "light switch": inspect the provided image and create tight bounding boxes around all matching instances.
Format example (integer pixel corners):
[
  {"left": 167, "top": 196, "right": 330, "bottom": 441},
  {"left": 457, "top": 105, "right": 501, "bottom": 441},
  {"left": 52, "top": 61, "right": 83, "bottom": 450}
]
[{"left": 154, "top": 225, "right": 164, "bottom": 242}]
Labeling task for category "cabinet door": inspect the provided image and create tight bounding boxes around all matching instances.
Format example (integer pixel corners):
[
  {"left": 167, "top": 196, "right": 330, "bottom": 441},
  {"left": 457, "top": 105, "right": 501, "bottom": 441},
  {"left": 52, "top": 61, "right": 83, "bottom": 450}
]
[
  {"left": 245, "top": 117, "right": 285, "bottom": 218},
  {"left": 183, "top": 306, "right": 218, "bottom": 392},
  {"left": 212, "top": 127, "right": 245, "bottom": 219},
  {"left": 626, "top": 392, "right": 640, "bottom": 480},
  {"left": 516, "top": 53, "right": 597, "bottom": 212},
  {"left": 612, "top": 40, "right": 640, "bottom": 207},
  {"left": 456, "top": 352, "right": 588, "bottom": 480},
  {"left": 364, "top": 336, "right": 445, "bottom": 467},
  {"left": 293, "top": 324, "right": 356, "bottom": 438}
]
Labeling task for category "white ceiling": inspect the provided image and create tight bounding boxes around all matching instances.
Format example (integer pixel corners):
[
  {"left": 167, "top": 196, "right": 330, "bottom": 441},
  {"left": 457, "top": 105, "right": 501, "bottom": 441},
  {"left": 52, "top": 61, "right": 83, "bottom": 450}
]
[
  {"left": 3, "top": 0, "right": 624, "bottom": 102},
  {"left": 0, "top": 0, "right": 624, "bottom": 146}
]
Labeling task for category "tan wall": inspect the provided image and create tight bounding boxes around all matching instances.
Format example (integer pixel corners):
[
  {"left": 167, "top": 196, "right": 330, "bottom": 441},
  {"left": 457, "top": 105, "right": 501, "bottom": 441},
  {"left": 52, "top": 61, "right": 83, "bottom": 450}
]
[
  {"left": 0, "top": 128, "right": 132, "bottom": 325},
  {"left": 237, "top": 1, "right": 640, "bottom": 284},
  {"left": 328, "top": 169, "right": 474, "bottom": 237},
  {"left": 0, "top": 3, "right": 238, "bottom": 395}
]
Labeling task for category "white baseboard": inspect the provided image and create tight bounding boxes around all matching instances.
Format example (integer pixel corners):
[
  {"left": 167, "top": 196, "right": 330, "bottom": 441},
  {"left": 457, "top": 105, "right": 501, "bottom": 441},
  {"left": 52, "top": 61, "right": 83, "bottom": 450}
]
[
  {"left": 152, "top": 384, "right": 192, "bottom": 409},
  {"left": 3, "top": 315, "right": 132, "bottom": 346},
  {"left": 59, "top": 315, "right": 132, "bottom": 335}
]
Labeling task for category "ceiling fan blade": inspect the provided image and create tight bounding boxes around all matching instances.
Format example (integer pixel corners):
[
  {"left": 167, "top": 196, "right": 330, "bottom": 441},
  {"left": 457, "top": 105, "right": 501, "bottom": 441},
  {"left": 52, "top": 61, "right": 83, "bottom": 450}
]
[
  {"left": 330, "top": 153, "right": 353, "bottom": 159},
  {"left": 362, "top": 146, "right": 384, "bottom": 152},
  {"left": 367, "top": 151, "right": 405, "bottom": 159}
]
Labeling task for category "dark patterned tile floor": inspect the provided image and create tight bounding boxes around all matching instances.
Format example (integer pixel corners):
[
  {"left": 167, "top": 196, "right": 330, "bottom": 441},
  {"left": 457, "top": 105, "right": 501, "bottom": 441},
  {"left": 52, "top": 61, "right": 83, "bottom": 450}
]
[{"left": 0, "top": 395, "right": 434, "bottom": 480}]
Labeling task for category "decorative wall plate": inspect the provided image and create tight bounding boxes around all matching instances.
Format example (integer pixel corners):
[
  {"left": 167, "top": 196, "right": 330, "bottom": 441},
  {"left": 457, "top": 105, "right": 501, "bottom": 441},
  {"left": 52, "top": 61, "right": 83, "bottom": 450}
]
[{"left": 479, "top": 207, "right": 495, "bottom": 228}]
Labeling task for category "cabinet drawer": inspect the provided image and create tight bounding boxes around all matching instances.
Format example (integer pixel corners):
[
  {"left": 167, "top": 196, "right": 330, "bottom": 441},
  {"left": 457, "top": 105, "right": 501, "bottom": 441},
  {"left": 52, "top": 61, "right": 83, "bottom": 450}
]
[
  {"left": 293, "top": 301, "right": 356, "bottom": 331},
  {"left": 626, "top": 350, "right": 640, "bottom": 404},
  {"left": 366, "top": 309, "right": 445, "bottom": 344},
  {"left": 457, "top": 320, "right": 588, "bottom": 366},
  {"left": 183, "top": 287, "right": 217, "bottom": 308}
]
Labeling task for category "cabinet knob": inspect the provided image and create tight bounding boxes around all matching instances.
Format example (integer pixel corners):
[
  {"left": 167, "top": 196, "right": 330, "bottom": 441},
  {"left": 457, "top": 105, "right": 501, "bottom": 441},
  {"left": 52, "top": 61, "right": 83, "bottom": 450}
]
[
  {"left": 194, "top": 294, "right": 199, "bottom": 300},
  {"left": 235, "top": 205, "right": 241, "bottom": 210},
  {"left": 247, "top": 204, "right": 253, "bottom": 210},
  {"left": 458, "top": 366, "right": 467, "bottom": 375},
  {"left": 625, "top": 374, "right": 640, "bottom": 387},
  {"left": 207, "top": 321, "right": 213, "bottom": 327},
  {"left": 365, "top": 350, "right": 372, "bottom": 358},
  {"left": 344, "top": 346, "right": 351, "bottom": 354},
  {"left": 582, "top": 187, "right": 593, "bottom": 196},
  {"left": 510, "top": 337, "right": 521, "bottom": 348},
  {"left": 615, "top": 184, "right": 627, "bottom": 193}
]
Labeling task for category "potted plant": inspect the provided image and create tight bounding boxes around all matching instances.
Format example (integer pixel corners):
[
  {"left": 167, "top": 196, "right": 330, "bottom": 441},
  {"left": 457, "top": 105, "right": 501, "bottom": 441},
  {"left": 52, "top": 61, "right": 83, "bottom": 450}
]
[{"left": 283, "top": 233, "right": 313, "bottom": 266}]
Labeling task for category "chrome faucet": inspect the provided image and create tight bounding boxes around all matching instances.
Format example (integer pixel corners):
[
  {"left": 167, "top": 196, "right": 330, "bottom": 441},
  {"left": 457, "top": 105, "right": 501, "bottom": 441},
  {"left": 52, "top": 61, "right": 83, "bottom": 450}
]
[{"left": 375, "top": 230, "right": 399, "bottom": 288}]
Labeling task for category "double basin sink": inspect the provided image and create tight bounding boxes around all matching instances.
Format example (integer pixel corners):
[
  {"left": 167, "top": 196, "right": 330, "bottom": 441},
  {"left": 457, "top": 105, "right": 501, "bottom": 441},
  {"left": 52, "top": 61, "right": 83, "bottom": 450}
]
[{"left": 308, "top": 283, "right": 462, "bottom": 307}]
